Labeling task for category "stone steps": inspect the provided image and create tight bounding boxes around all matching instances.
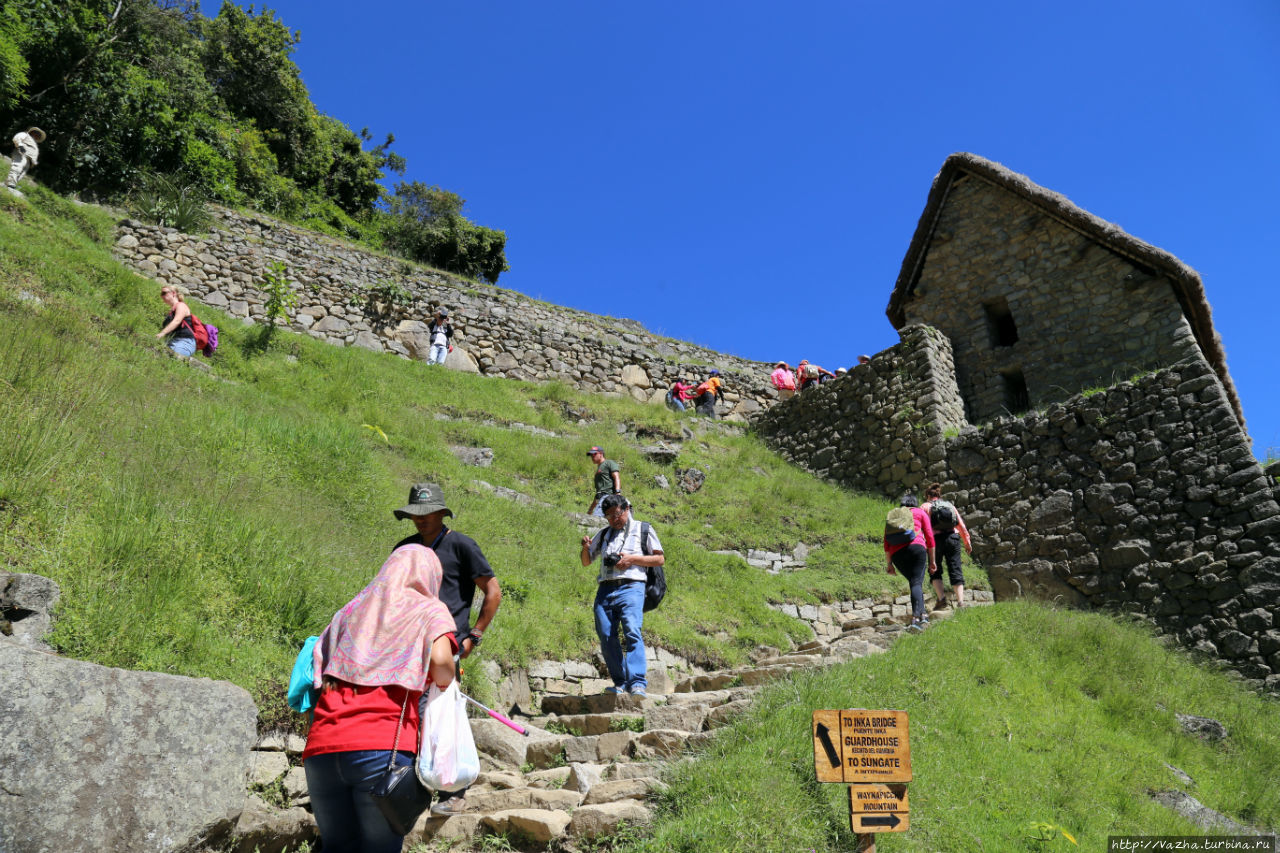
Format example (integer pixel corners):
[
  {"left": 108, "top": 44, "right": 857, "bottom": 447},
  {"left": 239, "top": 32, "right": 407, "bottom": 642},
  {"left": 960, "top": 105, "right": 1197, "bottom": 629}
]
[{"left": 243, "top": 591, "right": 996, "bottom": 850}]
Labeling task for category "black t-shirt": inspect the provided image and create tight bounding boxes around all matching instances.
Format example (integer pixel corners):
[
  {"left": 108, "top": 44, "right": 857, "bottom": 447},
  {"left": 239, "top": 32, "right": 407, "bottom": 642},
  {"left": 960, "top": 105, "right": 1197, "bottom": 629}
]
[{"left": 393, "top": 527, "right": 495, "bottom": 636}]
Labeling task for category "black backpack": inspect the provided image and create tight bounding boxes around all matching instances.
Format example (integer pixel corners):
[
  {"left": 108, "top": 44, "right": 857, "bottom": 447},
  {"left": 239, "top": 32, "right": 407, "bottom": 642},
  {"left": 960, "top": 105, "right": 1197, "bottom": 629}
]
[
  {"left": 930, "top": 499, "right": 958, "bottom": 534},
  {"left": 639, "top": 522, "right": 667, "bottom": 611}
]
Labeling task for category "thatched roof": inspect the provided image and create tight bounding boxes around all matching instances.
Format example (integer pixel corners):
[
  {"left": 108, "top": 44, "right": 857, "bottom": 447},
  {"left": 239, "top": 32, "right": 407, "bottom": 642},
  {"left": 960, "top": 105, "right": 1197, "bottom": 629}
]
[{"left": 886, "top": 152, "right": 1244, "bottom": 428}]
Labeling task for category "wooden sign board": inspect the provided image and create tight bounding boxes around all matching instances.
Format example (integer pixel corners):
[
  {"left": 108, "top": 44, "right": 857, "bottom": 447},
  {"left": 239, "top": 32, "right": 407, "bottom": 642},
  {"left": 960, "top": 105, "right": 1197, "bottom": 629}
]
[
  {"left": 850, "top": 784, "right": 909, "bottom": 833},
  {"left": 812, "top": 709, "right": 911, "bottom": 783}
]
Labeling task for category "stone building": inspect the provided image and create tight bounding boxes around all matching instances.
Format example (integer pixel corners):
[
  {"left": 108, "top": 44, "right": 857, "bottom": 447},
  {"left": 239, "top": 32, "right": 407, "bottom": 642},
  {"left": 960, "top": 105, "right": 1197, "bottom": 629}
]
[
  {"left": 886, "top": 152, "right": 1245, "bottom": 428},
  {"left": 757, "top": 153, "right": 1279, "bottom": 692}
]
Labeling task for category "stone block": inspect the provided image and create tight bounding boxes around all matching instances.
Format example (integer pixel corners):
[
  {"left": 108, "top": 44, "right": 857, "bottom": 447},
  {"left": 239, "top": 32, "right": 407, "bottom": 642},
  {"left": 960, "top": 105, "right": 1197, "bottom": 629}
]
[
  {"left": 563, "top": 735, "right": 600, "bottom": 764},
  {"left": 482, "top": 809, "right": 572, "bottom": 843},
  {"left": 596, "top": 730, "right": 636, "bottom": 761},
  {"left": 568, "top": 801, "right": 653, "bottom": 841},
  {"left": 634, "top": 729, "right": 689, "bottom": 759},
  {"left": 582, "top": 777, "right": 658, "bottom": 805},
  {"left": 566, "top": 762, "right": 606, "bottom": 794},
  {"left": 644, "top": 702, "right": 709, "bottom": 733}
]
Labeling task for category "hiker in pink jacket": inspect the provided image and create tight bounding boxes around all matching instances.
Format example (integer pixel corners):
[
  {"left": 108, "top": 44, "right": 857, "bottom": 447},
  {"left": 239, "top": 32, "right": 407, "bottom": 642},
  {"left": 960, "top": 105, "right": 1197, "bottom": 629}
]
[{"left": 884, "top": 493, "right": 936, "bottom": 632}]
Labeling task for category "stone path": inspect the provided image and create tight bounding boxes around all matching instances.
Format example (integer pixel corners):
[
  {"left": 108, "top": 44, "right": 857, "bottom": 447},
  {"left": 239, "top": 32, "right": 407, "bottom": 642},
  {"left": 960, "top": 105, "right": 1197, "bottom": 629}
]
[{"left": 239, "top": 593, "right": 993, "bottom": 852}]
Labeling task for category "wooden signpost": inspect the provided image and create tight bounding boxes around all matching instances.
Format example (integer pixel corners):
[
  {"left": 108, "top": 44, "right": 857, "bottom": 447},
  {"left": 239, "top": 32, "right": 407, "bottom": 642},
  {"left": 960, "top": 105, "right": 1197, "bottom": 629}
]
[{"left": 814, "top": 710, "right": 911, "bottom": 850}]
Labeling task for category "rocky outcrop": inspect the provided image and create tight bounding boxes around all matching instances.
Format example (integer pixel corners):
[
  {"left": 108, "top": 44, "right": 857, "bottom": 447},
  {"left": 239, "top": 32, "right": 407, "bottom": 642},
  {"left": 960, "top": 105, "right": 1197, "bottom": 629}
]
[{"left": 0, "top": 643, "right": 258, "bottom": 853}]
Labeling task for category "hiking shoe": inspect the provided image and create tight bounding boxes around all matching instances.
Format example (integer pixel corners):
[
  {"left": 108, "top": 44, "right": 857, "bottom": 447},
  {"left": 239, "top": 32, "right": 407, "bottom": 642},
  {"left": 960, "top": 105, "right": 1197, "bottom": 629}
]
[
  {"left": 906, "top": 622, "right": 925, "bottom": 634},
  {"left": 430, "top": 798, "right": 467, "bottom": 817},
  {"left": 932, "top": 598, "right": 950, "bottom": 612},
  {"left": 603, "top": 685, "right": 626, "bottom": 695},
  {"left": 630, "top": 687, "right": 647, "bottom": 697}
]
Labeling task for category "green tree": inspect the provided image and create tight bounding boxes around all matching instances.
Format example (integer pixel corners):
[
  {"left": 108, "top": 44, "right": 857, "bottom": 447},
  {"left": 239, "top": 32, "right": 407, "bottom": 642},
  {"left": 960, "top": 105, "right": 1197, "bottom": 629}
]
[
  {"left": 381, "top": 182, "right": 509, "bottom": 284},
  {"left": 0, "top": 7, "right": 31, "bottom": 110},
  {"left": 201, "top": 2, "right": 319, "bottom": 185}
]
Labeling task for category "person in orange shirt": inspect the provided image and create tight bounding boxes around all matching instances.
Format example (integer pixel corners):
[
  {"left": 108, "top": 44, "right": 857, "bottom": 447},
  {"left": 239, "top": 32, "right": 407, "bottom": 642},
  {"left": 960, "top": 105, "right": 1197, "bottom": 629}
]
[{"left": 692, "top": 370, "right": 724, "bottom": 417}]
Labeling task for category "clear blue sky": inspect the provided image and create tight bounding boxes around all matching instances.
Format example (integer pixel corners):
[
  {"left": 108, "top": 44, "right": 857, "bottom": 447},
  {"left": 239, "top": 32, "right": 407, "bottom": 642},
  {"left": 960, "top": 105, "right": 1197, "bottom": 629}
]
[{"left": 227, "top": 0, "right": 1279, "bottom": 458}]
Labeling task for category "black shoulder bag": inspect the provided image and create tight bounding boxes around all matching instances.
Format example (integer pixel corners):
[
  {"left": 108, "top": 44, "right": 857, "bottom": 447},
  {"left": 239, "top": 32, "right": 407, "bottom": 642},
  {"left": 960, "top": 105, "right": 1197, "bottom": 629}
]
[{"left": 370, "top": 691, "right": 432, "bottom": 835}]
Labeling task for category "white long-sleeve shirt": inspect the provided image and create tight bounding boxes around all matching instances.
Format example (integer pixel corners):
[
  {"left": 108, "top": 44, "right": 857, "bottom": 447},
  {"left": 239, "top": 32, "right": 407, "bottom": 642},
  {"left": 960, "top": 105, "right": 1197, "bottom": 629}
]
[{"left": 12, "top": 133, "right": 39, "bottom": 165}]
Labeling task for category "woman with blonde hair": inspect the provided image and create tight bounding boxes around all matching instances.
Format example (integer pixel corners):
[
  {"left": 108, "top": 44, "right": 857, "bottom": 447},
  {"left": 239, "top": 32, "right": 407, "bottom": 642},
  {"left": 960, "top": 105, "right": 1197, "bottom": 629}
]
[
  {"left": 303, "top": 545, "right": 458, "bottom": 851},
  {"left": 155, "top": 286, "right": 197, "bottom": 357}
]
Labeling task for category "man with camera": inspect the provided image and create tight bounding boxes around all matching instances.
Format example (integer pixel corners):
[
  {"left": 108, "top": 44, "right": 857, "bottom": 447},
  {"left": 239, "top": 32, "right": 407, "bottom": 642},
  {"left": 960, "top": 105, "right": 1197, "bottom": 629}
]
[{"left": 579, "top": 494, "right": 664, "bottom": 696}]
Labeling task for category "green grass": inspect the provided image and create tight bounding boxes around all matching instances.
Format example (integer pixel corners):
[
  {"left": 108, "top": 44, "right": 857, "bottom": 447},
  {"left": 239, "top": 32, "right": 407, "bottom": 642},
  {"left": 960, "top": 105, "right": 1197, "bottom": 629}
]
[
  {"left": 628, "top": 602, "right": 1280, "bottom": 852},
  {"left": 0, "top": 186, "right": 972, "bottom": 721}
]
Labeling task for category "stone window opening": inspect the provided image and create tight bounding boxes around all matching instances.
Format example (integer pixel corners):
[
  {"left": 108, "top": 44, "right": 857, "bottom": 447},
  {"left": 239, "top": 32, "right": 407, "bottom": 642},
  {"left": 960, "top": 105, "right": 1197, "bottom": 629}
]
[
  {"left": 985, "top": 297, "right": 1019, "bottom": 347},
  {"left": 1001, "top": 368, "right": 1030, "bottom": 415}
]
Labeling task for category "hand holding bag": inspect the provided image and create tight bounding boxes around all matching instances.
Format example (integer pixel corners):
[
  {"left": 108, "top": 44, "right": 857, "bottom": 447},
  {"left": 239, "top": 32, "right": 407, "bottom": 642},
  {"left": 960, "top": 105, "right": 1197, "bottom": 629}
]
[
  {"left": 370, "top": 692, "right": 432, "bottom": 835},
  {"left": 417, "top": 680, "right": 481, "bottom": 792}
]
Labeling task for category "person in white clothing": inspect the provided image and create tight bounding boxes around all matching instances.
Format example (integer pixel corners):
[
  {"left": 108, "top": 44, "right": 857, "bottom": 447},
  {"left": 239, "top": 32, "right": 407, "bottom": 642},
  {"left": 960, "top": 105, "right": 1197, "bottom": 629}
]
[
  {"left": 428, "top": 307, "right": 453, "bottom": 365},
  {"left": 6, "top": 127, "right": 45, "bottom": 191},
  {"left": 579, "top": 495, "right": 664, "bottom": 696}
]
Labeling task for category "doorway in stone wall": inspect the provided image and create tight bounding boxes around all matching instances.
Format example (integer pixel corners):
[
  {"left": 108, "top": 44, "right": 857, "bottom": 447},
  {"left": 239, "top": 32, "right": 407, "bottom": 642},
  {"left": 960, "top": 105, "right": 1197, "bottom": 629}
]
[{"left": 1001, "top": 368, "right": 1030, "bottom": 414}]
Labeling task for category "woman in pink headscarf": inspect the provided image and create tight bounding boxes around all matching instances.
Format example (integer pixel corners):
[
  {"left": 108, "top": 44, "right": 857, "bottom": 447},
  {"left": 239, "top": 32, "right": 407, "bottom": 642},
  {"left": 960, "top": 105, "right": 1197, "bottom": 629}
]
[{"left": 303, "top": 544, "right": 458, "bottom": 852}]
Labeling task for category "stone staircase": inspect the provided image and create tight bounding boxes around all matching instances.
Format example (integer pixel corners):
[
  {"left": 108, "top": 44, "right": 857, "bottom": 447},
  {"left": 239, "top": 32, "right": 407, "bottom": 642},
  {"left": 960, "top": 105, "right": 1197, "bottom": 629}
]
[{"left": 236, "top": 592, "right": 993, "bottom": 851}]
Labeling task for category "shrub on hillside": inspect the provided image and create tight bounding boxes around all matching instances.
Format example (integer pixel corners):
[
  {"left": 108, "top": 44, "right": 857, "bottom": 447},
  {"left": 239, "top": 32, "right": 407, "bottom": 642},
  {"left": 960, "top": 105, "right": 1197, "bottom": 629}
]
[{"left": 380, "top": 182, "right": 509, "bottom": 284}]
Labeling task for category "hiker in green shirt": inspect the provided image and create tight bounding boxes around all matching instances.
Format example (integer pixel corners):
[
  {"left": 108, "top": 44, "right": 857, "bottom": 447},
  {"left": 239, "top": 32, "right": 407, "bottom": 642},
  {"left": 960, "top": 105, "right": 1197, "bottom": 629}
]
[{"left": 586, "top": 446, "right": 621, "bottom": 517}]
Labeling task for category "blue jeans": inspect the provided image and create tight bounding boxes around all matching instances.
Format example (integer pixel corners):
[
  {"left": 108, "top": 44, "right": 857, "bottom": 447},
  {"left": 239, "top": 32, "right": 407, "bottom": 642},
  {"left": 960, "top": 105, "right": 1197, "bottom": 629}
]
[
  {"left": 305, "top": 750, "right": 422, "bottom": 852},
  {"left": 168, "top": 337, "right": 196, "bottom": 357},
  {"left": 429, "top": 344, "right": 448, "bottom": 364},
  {"left": 589, "top": 493, "right": 609, "bottom": 517},
  {"left": 594, "top": 580, "right": 647, "bottom": 691}
]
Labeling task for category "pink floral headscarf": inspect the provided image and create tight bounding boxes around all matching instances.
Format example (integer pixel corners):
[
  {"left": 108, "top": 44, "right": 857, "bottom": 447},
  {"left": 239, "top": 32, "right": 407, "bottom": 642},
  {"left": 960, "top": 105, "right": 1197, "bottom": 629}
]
[{"left": 313, "top": 544, "right": 455, "bottom": 691}]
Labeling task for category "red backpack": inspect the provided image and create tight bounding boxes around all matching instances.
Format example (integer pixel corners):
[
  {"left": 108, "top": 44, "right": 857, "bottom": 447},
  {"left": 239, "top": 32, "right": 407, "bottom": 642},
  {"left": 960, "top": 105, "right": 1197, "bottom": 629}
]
[{"left": 183, "top": 314, "right": 209, "bottom": 353}]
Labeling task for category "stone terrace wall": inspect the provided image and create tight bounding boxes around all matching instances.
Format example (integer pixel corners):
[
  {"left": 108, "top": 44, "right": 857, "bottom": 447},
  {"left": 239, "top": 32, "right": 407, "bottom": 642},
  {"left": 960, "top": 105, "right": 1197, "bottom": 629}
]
[
  {"left": 112, "top": 208, "right": 779, "bottom": 419},
  {"left": 903, "top": 174, "right": 1203, "bottom": 423},
  {"left": 753, "top": 325, "right": 967, "bottom": 498},
  {"left": 945, "top": 358, "right": 1280, "bottom": 691}
]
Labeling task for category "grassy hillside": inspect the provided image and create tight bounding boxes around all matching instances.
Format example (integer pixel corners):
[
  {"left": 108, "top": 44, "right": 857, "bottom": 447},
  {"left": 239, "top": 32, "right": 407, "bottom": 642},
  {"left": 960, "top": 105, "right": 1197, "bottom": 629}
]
[
  {"left": 0, "top": 187, "right": 968, "bottom": 718},
  {"left": 629, "top": 602, "right": 1280, "bottom": 852}
]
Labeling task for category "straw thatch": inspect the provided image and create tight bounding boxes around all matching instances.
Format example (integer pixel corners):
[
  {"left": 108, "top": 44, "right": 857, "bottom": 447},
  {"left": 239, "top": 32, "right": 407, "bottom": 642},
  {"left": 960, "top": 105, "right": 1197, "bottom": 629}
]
[{"left": 886, "top": 152, "right": 1244, "bottom": 428}]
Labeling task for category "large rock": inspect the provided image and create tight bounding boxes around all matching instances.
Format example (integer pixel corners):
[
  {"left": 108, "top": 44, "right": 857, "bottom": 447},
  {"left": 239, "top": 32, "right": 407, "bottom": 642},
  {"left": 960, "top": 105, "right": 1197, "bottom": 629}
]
[
  {"left": 445, "top": 345, "right": 481, "bottom": 373},
  {"left": 621, "top": 364, "right": 651, "bottom": 388},
  {"left": 0, "top": 572, "right": 60, "bottom": 651},
  {"left": 0, "top": 643, "right": 258, "bottom": 853}
]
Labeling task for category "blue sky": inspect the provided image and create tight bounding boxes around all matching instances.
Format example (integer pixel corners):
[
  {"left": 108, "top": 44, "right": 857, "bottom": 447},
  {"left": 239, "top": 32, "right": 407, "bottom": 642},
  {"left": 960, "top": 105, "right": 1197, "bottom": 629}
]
[{"left": 227, "top": 1, "right": 1279, "bottom": 457}]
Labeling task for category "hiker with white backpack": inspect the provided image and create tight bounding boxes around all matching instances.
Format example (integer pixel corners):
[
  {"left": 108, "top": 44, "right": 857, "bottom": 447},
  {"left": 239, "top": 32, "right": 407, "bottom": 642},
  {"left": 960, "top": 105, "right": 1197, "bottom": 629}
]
[
  {"left": 923, "top": 482, "right": 972, "bottom": 610},
  {"left": 884, "top": 493, "right": 937, "bottom": 633}
]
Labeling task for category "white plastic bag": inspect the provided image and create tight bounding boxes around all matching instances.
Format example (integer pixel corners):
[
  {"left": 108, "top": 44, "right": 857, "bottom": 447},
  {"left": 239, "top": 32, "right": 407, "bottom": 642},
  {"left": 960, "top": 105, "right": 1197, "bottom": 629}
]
[{"left": 416, "top": 680, "right": 480, "bottom": 792}]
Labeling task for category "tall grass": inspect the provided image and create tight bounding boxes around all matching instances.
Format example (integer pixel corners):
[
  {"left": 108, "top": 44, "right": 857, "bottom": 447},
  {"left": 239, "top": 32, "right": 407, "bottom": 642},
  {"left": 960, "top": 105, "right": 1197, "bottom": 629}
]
[
  {"left": 630, "top": 602, "right": 1280, "bottom": 852},
  {"left": 1, "top": 186, "right": 958, "bottom": 721}
]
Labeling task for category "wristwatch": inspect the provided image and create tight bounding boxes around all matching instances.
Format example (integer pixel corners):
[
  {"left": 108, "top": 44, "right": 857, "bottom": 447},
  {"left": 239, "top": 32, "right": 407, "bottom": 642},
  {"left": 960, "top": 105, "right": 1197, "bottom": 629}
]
[{"left": 468, "top": 629, "right": 484, "bottom": 647}]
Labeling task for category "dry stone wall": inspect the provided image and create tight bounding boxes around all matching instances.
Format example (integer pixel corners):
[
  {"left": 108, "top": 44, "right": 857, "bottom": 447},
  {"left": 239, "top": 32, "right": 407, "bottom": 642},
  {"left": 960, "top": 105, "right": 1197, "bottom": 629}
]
[
  {"left": 111, "top": 207, "right": 779, "bottom": 419},
  {"left": 946, "top": 358, "right": 1280, "bottom": 691},
  {"left": 753, "top": 324, "right": 965, "bottom": 497},
  {"left": 755, "top": 326, "right": 1279, "bottom": 691}
]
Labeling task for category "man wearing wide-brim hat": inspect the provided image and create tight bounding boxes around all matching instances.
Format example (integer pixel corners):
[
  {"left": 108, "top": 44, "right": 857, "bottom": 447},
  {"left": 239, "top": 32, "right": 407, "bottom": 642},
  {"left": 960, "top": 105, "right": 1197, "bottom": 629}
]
[{"left": 392, "top": 481, "right": 501, "bottom": 817}]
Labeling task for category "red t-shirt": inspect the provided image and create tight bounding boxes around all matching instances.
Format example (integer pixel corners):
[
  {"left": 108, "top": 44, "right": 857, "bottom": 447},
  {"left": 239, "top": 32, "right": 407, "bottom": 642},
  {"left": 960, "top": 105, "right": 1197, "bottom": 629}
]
[{"left": 303, "top": 632, "right": 457, "bottom": 759}]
